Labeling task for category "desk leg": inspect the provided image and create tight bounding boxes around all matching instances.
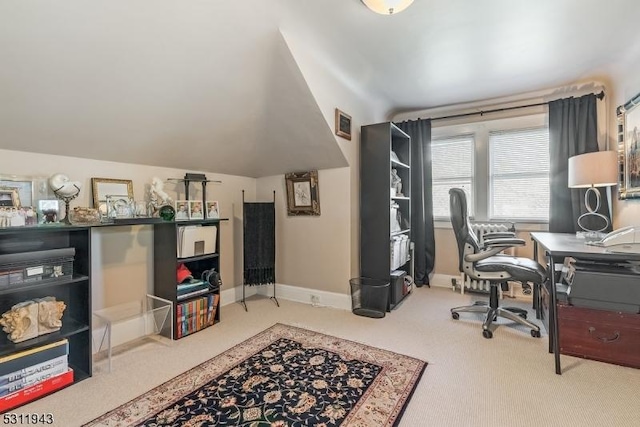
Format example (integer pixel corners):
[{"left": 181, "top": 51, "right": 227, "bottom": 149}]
[
  {"left": 532, "top": 240, "right": 540, "bottom": 317},
  {"left": 547, "top": 253, "right": 561, "bottom": 375}
]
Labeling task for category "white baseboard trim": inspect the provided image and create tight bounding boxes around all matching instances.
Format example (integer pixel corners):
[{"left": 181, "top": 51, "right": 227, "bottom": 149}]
[
  {"left": 431, "top": 273, "right": 457, "bottom": 289},
  {"left": 220, "top": 283, "right": 350, "bottom": 310},
  {"left": 220, "top": 285, "right": 257, "bottom": 306},
  {"left": 256, "top": 284, "right": 351, "bottom": 311}
]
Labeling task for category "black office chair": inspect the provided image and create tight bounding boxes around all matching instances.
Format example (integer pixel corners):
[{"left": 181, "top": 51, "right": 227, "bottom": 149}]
[{"left": 449, "top": 188, "right": 544, "bottom": 339}]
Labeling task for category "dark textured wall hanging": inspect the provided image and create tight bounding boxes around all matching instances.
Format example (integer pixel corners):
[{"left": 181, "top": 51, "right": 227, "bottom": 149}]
[{"left": 242, "top": 190, "right": 278, "bottom": 311}]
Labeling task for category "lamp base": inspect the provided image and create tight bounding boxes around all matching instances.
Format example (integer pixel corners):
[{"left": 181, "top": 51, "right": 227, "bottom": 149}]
[{"left": 577, "top": 186, "right": 609, "bottom": 233}]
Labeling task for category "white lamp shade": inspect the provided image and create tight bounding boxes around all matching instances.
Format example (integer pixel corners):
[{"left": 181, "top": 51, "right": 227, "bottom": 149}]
[
  {"left": 568, "top": 151, "right": 618, "bottom": 188},
  {"left": 361, "top": 0, "right": 414, "bottom": 15}
]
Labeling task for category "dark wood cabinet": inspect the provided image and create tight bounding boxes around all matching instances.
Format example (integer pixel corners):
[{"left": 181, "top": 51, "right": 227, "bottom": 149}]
[
  {"left": 360, "top": 122, "right": 411, "bottom": 310},
  {"left": 541, "top": 274, "right": 640, "bottom": 369},
  {"left": 558, "top": 303, "right": 640, "bottom": 368},
  {"left": 153, "top": 219, "right": 223, "bottom": 340}
]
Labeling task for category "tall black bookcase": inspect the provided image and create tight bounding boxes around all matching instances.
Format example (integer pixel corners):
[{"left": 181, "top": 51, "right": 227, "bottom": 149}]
[{"left": 360, "top": 122, "right": 412, "bottom": 310}]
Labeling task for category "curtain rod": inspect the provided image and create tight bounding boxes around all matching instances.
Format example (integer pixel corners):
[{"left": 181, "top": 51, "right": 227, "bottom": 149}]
[
  {"left": 429, "top": 90, "right": 605, "bottom": 122},
  {"left": 617, "top": 90, "right": 640, "bottom": 115}
]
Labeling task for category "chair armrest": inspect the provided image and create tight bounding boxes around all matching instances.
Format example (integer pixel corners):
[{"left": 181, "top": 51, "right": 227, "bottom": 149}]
[
  {"left": 464, "top": 238, "right": 526, "bottom": 263},
  {"left": 483, "top": 232, "right": 516, "bottom": 240},
  {"left": 465, "top": 246, "right": 505, "bottom": 262},
  {"left": 484, "top": 237, "right": 525, "bottom": 248}
]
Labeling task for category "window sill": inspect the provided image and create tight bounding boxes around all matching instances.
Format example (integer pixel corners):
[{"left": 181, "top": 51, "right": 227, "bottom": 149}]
[{"left": 434, "top": 220, "right": 549, "bottom": 232}]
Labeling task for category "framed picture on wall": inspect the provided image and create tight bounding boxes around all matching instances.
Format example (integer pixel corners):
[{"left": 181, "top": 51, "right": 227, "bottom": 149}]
[
  {"left": 285, "top": 170, "right": 320, "bottom": 216},
  {"left": 335, "top": 108, "right": 352, "bottom": 140},
  {"left": 617, "top": 94, "right": 640, "bottom": 199}
]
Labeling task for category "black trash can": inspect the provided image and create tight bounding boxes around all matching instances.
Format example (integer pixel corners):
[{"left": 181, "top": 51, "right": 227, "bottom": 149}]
[{"left": 349, "top": 277, "right": 389, "bottom": 318}]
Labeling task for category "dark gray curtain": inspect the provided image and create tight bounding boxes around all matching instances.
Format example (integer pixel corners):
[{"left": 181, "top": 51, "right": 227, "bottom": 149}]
[
  {"left": 395, "top": 119, "right": 435, "bottom": 287},
  {"left": 548, "top": 93, "right": 610, "bottom": 233}
]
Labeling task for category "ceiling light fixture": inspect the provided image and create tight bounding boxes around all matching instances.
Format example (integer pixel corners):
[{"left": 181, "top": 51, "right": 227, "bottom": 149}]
[{"left": 361, "top": 0, "right": 414, "bottom": 15}]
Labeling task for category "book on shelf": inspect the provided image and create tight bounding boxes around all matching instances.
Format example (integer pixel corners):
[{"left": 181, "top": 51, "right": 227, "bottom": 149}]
[
  {"left": 0, "top": 368, "right": 73, "bottom": 412},
  {"left": 176, "top": 293, "right": 220, "bottom": 338},
  {"left": 1, "top": 361, "right": 68, "bottom": 397},
  {"left": 177, "top": 279, "right": 208, "bottom": 292},
  {"left": 208, "top": 294, "right": 220, "bottom": 326},
  {"left": 0, "top": 339, "right": 69, "bottom": 376},
  {"left": 177, "top": 286, "right": 212, "bottom": 301},
  {"left": 0, "top": 354, "right": 68, "bottom": 386}
]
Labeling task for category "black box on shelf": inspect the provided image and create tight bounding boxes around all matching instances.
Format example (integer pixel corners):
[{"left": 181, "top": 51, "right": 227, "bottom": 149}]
[
  {"left": 0, "top": 248, "right": 75, "bottom": 290},
  {"left": 390, "top": 270, "right": 407, "bottom": 306}
]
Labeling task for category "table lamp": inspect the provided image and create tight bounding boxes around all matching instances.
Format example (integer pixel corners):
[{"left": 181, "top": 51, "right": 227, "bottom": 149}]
[{"left": 568, "top": 150, "right": 618, "bottom": 233}]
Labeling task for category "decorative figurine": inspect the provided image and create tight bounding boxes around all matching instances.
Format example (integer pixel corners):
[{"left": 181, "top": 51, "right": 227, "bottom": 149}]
[
  {"left": 0, "top": 301, "right": 39, "bottom": 343},
  {"left": 49, "top": 173, "right": 82, "bottom": 225},
  {"left": 148, "top": 177, "right": 173, "bottom": 217},
  {"left": 70, "top": 206, "right": 101, "bottom": 224},
  {"left": 391, "top": 168, "right": 403, "bottom": 197},
  {"left": 37, "top": 297, "right": 66, "bottom": 335}
]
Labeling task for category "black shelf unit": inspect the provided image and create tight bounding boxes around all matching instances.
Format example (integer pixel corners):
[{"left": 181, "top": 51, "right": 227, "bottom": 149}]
[
  {"left": 360, "top": 122, "right": 412, "bottom": 310},
  {"left": 153, "top": 218, "right": 225, "bottom": 340},
  {"left": 0, "top": 225, "right": 92, "bottom": 405},
  {"left": 167, "top": 174, "right": 222, "bottom": 219}
]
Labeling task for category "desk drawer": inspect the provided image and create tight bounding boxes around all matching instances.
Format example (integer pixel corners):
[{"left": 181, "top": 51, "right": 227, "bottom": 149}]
[{"left": 558, "top": 304, "right": 640, "bottom": 368}]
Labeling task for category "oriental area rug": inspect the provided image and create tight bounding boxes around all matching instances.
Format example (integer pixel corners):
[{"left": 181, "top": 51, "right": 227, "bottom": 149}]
[{"left": 84, "top": 323, "right": 426, "bottom": 427}]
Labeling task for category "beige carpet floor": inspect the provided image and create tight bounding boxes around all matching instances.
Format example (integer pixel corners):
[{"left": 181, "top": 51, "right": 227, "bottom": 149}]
[{"left": 19, "top": 286, "right": 640, "bottom": 426}]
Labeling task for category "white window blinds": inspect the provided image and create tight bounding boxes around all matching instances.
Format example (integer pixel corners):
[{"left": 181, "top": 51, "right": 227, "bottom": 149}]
[
  {"left": 431, "top": 135, "right": 474, "bottom": 218},
  {"left": 489, "top": 127, "right": 550, "bottom": 221}
]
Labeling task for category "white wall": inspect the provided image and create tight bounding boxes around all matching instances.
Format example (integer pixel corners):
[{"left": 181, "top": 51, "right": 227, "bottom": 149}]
[
  {"left": 256, "top": 168, "right": 350, "bottom": 295},
  {"left": 253, "top": 31, "right": 386, "bottom": 298},
  {"left": 0, "top": 149, "right": 256, "bottom": 311}
]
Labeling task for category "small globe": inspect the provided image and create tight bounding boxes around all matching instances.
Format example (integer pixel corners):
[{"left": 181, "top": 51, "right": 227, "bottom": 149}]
[{"left": 158, "top": 205, "right": 175, "bottom": 221}]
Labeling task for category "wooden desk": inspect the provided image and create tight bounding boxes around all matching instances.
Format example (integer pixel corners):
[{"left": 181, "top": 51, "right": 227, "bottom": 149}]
[{"left": 530, "top": 232, "right": 640, "bottom": 374}]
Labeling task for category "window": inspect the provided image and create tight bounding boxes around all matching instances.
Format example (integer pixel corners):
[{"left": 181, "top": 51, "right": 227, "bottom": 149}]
[
  {"left": 431, "top": 113, "right": 549, "bottom": 223},
  {"left": 431, "top": 135, "right": 474, "bottom": 218},
  {"left": 489, "top": 127, "right": 550, "bottom": 221}
]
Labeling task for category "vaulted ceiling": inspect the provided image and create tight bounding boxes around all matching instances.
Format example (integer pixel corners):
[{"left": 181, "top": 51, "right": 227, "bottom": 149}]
[{"left": 1, "top": 0, "right": 639, "bottom": 177}]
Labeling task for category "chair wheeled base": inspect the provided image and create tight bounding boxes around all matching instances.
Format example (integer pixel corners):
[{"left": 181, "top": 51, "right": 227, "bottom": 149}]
[{"left": 451, "top": 283, "right": 541, "bottom": 339}]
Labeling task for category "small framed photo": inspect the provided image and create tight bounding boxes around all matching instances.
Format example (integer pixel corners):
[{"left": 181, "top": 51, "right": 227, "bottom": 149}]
[
  {"left": 105, "top": 195, "right": 134, "bottom": 219},
  {"left": 189, "top": 201, "right": 204, "bottom": 219},
  {"left": 285, "top": 170, "right": 320, "bottom": 216},
  {"left": 0, "top": 206, "right": 37, "bottom": 227},
  {"left": 175, "top": 200, "right": 190, "bottom": 221},
  {"left": 335, "top": 108, "right": 352, "bottom": 141},
  {"left": 206, "top": 201, "right": 220, "bottom": 219},
  {"left": 38, "top": 199, "right": 59, "bottom": 223},
  {"left": 0, "top": 178, "right": 33, "bottom": 207},
  {"left": 0, "top": 188, "right": 20, "bottom": 208}
]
